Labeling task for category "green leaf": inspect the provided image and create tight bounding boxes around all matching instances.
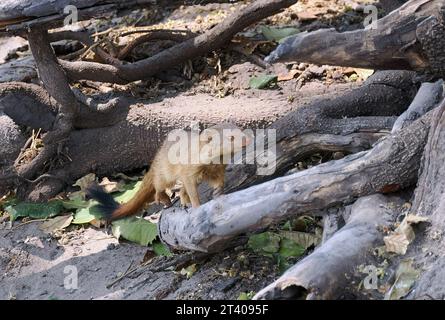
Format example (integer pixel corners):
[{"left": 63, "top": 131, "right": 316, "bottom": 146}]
[
  {"left": 384, "top": 259, "right": 420, "bottom": 300},
  {"left": 6, "top": 201, "right": 64, "bottom": 221},
  {"left": 249, "top": 75, "right": 278, "bottom": 89},
  {"left": 260, "top": 26, "right": 299, "bottom": 42},
  {"left": 279, "top": 238, "right": 305, "bottom": 258},
  {"left": 71, "top": 181, "right": 143, "bottom": 225},
  {"left": 153, "top": 241, "right": 173, "bottom": 257},
  {"left": 114, "top": 181, "right": 143, "bottom": 203},
  {"left": 111, "top": 217, "right": 157, "bottom": 246},
  {"left": 61, "top": 193, "right": 90, "bottom": 210},
  {"left": 248, "top": 232, "right": 281, "bottom": 256},
  {"left": 279, "top": 231, "right": 321, "bottom": 250},
  {"left": 238, "top": 291, "right": 255, "bottom": 300},
  {"left": 72, "top": 204, "right": 102, "bottom": 224},
  {"left": 180, "top": 264, "right": 197, "bottom": 279}
]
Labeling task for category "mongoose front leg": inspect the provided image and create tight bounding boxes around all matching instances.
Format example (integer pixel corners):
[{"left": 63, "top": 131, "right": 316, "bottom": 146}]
[
  {"left": 209, "top": 168, "right": 225, "bottom": 198},
  {"left": 179, "top": 187, "right": 191, "bottom": 206},
  {"left": 183, "top": 177, "right": 201, "bottom": 208}
]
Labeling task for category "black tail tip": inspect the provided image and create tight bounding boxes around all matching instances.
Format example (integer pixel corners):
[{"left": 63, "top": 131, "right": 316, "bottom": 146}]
[{"left": 85, "top": 184, "right": 119, "bottom": 220}]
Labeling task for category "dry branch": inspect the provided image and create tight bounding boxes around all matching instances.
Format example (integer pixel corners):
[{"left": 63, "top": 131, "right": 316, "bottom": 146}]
[{"left": 59, "top": 0, "right": 298, "bottom": 84}]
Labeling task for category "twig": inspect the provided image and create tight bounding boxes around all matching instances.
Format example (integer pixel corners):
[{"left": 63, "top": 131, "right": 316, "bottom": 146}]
[
  {"left": 106, "top": 260, "right": 136, "bottom": 288},
  {"left": 11, "top": 218, "right": 48, "bottom": 230}
]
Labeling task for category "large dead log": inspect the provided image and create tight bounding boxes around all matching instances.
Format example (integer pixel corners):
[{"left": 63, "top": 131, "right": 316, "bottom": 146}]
[
  {"left": 253, "top": 194, "right": 404, "bottom": 300},
  {"left": 158, "top": 108, "right": 433, "bottom": 252},
  {"left": 266, "top": 0, "right": 445, "bottom": 77},
  {"left": 0, "top": 0, "right": 155, "bottom": 33},
  {"left": 405, "top": 101, "right": 445, "bottom": 299}
]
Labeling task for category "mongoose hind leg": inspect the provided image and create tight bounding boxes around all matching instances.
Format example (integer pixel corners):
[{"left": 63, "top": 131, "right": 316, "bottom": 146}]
[
  {"left": 209, "top": 173, "right": 225, "bottom": 198},
  {"left": 182, "top": 177, "right": 201, "bottom": 208},
  {"left": 155, "top": 190, "right": 172, "bottom": 207}
]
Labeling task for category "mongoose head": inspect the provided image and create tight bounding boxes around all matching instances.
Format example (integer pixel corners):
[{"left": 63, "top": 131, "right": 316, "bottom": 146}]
[{"left": 199, "top": 123, "right": 253, "bottom": 164}]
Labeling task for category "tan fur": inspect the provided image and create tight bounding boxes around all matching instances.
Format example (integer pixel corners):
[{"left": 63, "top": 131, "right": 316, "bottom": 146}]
[{"left": 108, "top": 123, "right": 250, "bottom": 220}]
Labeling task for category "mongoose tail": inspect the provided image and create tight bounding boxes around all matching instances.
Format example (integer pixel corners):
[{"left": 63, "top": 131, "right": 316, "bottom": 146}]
[{"left": 87, "top": 172, "right": 155, "bottom": 221}]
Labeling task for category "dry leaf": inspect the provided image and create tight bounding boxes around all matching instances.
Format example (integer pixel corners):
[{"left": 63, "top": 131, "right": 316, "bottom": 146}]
[
  {"left": 73, "top": 173, "right": 96, "bottom": 191},
  {"left": 279, "top": 230, "right": 321, "bottom": 249},
  {"left": 405, "top": 214, "right": 429, "bottom": 224},
  {"left": 384, "top": 214, "right": 429, "bottom": 255},
  {"left": 39, "top": 214, "right": 73, "bottom": 234},
  {"left": 277, "top": 69, "right": 300, "bottom": 81},
  {"left": 384, "top": 233, "right": 410, "bottom": 255},
  {"left": 99, "top": 177, "right": 125, "bottom": 193},
  {"left": 353, "top": 68, "right": 374, "bottom": 80},
  {"left": 296, "top": 11, "right": 318, "bottom": 22},
  {"left": 89, "top": 219, "right": 102, "bottom": 228}
]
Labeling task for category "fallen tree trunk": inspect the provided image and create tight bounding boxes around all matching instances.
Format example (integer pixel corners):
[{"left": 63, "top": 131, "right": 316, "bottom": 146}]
[
  {"left": 266, "top": 0, "right": 445, "bottom": 78},
  {"left": 253, "top": 194, "right": 404, "bottom": 300},
  {"left": 158, "top": 107, "right": 433, "bottom": 252},
  {"left": 406, "top": 101, "right": 445, "bottom": 299}
]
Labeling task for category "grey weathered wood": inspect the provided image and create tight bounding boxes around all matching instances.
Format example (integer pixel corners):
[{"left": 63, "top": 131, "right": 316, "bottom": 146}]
[
  {"left": 408, "top": 101, "right": 445, "bottom": 299},
  {"left": 265, "top": 0, "right": 445, "bottom": 77},
  {"left": 0, "top": 0, "right": 154, "bottom": 33},
  {"left": 254, "top": 194, "right": 403, "bottom": 300},
  {"left": 392, "top": 80, "right": 443, "bottom": 133}
]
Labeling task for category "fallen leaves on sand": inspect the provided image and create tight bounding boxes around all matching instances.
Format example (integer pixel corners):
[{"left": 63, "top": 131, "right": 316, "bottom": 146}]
[{"left": 39, "top": 214, "right": 73, "bottom": 234}]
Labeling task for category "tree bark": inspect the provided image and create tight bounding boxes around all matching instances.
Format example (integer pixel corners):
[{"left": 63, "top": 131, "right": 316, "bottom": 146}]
[
  {"left": 266, "top": 0, "right": 445, "bottom": 78},
  {"left": 406, "top": 101, "right": 445, "bottom": 299}
]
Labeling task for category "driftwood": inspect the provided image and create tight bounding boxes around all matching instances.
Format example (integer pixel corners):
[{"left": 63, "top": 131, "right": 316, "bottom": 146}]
[
  {"left": 253, "top": 194, "right": 404, "bottom": 300},
  {"left": 2, "top": 0, "right": 445, "bottom": 301},
  {"left": 266, "top": 0, "right": 445, "bottom": 78}
]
